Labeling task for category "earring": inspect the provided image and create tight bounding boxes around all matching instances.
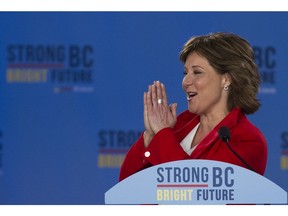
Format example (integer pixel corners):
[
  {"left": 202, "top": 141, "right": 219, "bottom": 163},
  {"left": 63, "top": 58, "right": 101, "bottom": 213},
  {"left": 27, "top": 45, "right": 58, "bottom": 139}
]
[{"left": 224, "top": 84, "right": 229, "bottom": 91}]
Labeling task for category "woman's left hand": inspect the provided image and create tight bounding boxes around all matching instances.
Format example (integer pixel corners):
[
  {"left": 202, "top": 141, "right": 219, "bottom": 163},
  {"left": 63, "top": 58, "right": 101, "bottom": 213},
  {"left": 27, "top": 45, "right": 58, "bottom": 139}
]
[{"left": 145, "top": 81, "right": 177, "bottom": 134}]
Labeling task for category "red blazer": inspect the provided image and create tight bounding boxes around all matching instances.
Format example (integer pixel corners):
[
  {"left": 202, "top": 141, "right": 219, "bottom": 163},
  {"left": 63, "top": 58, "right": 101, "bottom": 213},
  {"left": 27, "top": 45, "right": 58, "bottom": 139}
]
[{"left": 119, "top": 108, "right": 268, "bottom": 181}]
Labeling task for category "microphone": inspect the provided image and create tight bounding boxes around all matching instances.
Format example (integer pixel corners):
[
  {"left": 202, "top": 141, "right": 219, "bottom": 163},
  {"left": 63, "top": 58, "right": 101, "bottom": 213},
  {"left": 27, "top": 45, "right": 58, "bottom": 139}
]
[
  {"left": 218, "top": 126, "right": 230, "bottom": 143},
  {"left": 218, "top": 126, "right": 254, "bottom": 172}
]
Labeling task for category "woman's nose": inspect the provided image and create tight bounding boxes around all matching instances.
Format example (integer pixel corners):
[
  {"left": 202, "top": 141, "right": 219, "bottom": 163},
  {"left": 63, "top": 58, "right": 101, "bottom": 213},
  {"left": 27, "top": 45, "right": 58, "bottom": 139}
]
[{"left": 182, "top": 73, "right": 193, "bottom": 87}]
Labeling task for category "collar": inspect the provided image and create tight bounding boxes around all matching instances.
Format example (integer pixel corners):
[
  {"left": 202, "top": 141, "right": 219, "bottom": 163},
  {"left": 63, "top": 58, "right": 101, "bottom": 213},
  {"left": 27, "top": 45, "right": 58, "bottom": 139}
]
[
  {"left": 175, "top": 107, "right": 243, "bottom": 158},
  {"left": 191, "top": 107, "right": 243, "bottom": 158}
]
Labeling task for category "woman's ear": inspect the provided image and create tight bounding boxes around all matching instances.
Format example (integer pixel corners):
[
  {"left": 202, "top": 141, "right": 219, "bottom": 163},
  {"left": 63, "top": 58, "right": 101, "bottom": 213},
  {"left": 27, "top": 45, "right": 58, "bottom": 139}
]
[{"left": 222, "top": 73, "right": 231, "bottom": 87}]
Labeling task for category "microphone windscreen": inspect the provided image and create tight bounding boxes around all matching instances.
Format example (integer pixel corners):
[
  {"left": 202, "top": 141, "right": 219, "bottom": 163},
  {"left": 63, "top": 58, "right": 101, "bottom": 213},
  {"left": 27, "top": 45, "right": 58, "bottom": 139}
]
[{"left": 218, "top": 126, "right": 231, "bottom": 142}]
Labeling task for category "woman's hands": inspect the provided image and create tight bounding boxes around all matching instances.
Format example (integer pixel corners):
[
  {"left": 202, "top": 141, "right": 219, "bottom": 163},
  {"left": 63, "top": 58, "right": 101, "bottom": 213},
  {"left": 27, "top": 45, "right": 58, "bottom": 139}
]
[{"left": 143, "top": 81, "right": 177, "bottom": 147}]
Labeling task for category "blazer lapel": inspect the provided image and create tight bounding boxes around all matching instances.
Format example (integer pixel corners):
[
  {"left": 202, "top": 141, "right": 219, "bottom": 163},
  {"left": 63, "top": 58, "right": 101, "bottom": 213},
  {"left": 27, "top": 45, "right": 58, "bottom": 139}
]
[
  {"left": 189, "top": 108, "right": 241, "bottom": 159},
  {"left": 175, "top": 115, "right": 200, "bottom": 143}
]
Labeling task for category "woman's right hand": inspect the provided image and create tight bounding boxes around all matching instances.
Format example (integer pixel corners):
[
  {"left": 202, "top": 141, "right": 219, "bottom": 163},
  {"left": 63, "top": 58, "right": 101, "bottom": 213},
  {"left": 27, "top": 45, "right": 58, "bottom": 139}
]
[{"left": 143, "top": 81, "right": 177, "bottom": 148}]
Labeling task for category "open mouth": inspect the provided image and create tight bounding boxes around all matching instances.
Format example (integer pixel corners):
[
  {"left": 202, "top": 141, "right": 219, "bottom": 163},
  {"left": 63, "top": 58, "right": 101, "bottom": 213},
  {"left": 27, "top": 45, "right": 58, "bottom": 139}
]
[{"left": 186, "top": 92, "right": 198, "bottom": 101}]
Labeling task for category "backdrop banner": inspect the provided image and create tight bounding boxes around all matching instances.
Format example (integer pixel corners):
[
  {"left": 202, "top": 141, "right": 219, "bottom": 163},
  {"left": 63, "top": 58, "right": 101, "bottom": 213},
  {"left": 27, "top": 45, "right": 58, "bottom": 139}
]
[{"left": 0, "top": 12, "right": 287, "bottom": 204}]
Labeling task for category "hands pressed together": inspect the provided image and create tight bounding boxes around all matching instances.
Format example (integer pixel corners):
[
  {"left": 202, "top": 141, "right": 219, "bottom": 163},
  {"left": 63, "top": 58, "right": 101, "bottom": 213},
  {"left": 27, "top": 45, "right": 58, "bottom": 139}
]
[{"left": 143, "top": 81, "right": 177, "bottom": 147}]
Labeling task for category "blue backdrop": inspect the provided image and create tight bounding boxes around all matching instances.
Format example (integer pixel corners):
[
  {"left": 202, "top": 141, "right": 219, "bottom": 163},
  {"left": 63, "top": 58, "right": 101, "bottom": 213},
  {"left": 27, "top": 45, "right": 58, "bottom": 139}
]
[{"left": 0, "top": 12, "right": 287, "bottom": 204}]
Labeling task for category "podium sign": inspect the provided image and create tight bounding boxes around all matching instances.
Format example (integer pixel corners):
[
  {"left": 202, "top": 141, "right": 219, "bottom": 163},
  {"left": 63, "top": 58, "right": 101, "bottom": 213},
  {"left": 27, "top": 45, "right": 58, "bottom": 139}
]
[{"left": 105, "top": 160, "right": 288, "bottom": 204}]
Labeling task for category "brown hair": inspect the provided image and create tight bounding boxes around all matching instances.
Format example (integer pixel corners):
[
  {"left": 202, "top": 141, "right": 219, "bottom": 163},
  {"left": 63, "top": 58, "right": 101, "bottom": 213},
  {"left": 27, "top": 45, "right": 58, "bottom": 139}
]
[{"left": 179, "top": 32, "right": 261, "bottom": 114}]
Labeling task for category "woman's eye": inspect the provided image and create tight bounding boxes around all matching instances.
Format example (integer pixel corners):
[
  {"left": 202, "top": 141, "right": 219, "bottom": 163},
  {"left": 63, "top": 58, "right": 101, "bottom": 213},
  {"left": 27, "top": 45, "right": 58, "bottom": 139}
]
[
  {"left": 194, "top": 71, "right": 202, "bottom": 75},
  {"left": 183, "top": 71, "right": 187, "bottom": 76}
]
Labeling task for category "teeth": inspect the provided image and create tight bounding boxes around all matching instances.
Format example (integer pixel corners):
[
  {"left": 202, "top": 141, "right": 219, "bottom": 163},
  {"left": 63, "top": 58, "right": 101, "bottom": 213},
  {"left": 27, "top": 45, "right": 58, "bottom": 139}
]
[
  {"left": 187, "top": 92, "right": 197, "bottom": 97},
  {"left": 186, "top": 92, "right": 197, "bottom": 100}
]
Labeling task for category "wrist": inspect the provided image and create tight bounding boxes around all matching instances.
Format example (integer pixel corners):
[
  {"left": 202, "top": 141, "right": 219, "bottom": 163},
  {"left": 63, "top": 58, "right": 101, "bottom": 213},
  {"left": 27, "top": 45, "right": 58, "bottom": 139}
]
[{"left": 143, "top": 131, "right": 154, "bottom": 148}]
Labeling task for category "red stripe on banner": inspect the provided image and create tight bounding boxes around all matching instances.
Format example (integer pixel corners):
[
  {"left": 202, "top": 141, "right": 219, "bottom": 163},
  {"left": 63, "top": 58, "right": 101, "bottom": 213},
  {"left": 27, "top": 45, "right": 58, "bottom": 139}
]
[
  {"left": 157, "top": 184, "right": 209, "bottom": 188},
  {"left": 7, "top": 63, "right": 64, "bottom": 69}
]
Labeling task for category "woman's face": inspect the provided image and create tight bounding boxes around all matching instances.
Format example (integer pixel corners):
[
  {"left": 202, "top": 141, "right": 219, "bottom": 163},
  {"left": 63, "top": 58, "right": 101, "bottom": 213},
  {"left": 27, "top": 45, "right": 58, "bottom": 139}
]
[{"left": 182, "top": 52, "right": 229, "bottom": 116}]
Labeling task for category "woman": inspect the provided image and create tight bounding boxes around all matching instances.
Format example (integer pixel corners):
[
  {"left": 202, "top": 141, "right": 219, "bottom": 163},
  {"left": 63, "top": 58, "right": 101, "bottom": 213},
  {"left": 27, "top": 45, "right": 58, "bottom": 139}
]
[{"left": 119, "top": 32, "right": 268, "bottom": 181}]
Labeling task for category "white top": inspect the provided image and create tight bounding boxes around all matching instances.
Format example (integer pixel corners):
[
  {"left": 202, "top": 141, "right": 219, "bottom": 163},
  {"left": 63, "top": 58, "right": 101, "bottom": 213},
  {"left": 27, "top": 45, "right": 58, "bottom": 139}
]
[{"left": 180, "top": 123, "right": 200, "bottom": 155}]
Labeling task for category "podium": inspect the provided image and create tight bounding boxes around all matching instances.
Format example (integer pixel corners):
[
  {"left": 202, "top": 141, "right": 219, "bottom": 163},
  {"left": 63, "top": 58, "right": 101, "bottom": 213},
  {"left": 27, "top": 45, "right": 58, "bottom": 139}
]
[{"left": 105, "top": 160, "right": 287, "bottom": 204}]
